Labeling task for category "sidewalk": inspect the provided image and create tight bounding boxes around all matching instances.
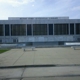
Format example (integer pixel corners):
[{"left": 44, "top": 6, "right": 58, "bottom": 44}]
[
  {"left": 0, "top": 47, "right": 80, "bottom": 66},
  {"left": 0, "top": 47, "right": 80, "bottom": 79}
]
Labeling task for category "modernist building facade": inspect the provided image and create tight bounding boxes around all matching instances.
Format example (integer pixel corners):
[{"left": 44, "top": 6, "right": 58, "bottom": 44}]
[{"left": 0, "top": 17, "right": 80, "bottom": 46}]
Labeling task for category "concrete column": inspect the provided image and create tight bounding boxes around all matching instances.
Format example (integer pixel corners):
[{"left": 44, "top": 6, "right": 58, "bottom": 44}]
[
  {"left": 3, "top": 24, "right": 5, "bottom": 36},
  {"left": 69, "top": 24, "right": 70, "bottom": 35},
  {"left": 26, "top": 24, "right": 27, "bottom": 36},
  {"left": 53, "top": 24, "right": 54, "bottom": 35},
  {"left": 74, "top": 23, "right": 76, "bottom": 35},
  {"left": 9, "top": 24, "right": 11, "bottom": 36},
  {"left": 32, "top": 24, "right": 33, "bottom": 36},
  {"left": 62, "top": 24, "right": 64, "bottom": 34},
  {"left": 47, "top": 24, "right": 49, "bottom": 35}
]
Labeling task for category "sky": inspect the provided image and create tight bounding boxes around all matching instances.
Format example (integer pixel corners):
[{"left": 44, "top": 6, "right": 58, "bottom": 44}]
[{"left": 0, "top": 0, "right": 80, "bottom": 20}]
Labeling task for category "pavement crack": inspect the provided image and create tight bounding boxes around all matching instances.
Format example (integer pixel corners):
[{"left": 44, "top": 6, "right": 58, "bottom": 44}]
[
  {"left": 33, "top": 51, "right": 36, "bottom": 65},
  {"left": 20, "top": 67, "right": 26, "bottom": 80},
  {"left": 13, "top": 52, "right": 24, "bottom": 65}
]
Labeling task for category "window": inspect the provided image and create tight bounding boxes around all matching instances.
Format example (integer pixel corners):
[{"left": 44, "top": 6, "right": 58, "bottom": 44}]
[
  {"left": 49, "top": 24, "right": 53, "bottom": 35},
  {"left": 76, "top": 23, "right": 80, "bottom": 34},
  {"left": 0, "top": 24, "right": 3, "bottom": 36},
  {"left": 5, "top": 24, "right": 10, "bottom": 36},
  {"left": 70, "top": 24, "right": 74, "bottom": 35},
  {"left": 54, "top": 24, "right": 69, "bottom": 35},
  {"left": 11, "top": 24, "right": 26, "bottom": 36},
  {"left": 33, "top": 24, "right": 47, "bottom": 35},
  {"left": 0, "top": 39, "right": 2, "bottom": 43},
  {"left": 27, "top": 24, "right": 32, "bottom": 35}
]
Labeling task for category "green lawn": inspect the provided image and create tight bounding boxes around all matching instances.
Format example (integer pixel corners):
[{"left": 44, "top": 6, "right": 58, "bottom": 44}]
[{"left": 0, "top": 49, "right": 9, "bottom": 54}]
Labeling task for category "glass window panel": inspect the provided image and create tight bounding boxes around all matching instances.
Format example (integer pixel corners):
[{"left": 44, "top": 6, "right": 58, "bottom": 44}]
[
  {"left": 5, "top": 24, "right": 9, "bottom": 36},
  {"left": 33, "top": 24, "right": 47, "bottom": 35},
  {"left": 11, "top": 24, "right": 26, "bottom": 36},
  {"left": 54, "top": 24, "right": 69, "bottom": 35},
  {"left": 49, "top": 24, "right": 53, "bottom": 35},
  {"left": 76, "top": 23, "right": 80, "bottom": 34},
  {"left": 27, "top": 24, "right": 32, "bottom": 35},
  {"left": 0, "top": 24, "right": 3, "bottom": 36},
  {"left": 70, "top": 24, "right": 74, "bottom": 35}
]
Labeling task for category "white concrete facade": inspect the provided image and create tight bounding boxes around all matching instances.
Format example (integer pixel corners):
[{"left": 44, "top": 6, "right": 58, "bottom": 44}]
[{"left": 0, "top": 17, "right": 80, "bottom": 45}]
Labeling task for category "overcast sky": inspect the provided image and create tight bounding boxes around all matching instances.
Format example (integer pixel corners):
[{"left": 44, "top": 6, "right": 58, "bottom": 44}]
[{"left": 0, "top": 0, "right": 80, "bottom": 20}]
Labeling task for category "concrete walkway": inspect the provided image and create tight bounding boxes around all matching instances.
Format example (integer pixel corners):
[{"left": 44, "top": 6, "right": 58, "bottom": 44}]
[
  {"left": 0, "top": 66, "right": 80, "bottom": 80},
  {"left": 0, "top": 47, "right": 80, "bottom": 79},
  {"left": 0, "top": 47, "right": 80, "bottom": 66}
]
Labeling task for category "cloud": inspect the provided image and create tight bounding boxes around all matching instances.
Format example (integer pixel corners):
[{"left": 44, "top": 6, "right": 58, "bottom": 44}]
[
  {"left": 32, "top": 4, "right": 34, "bottom": 7},
  {"left": 72, "top": 6, "right": 80, "bottom": 11},
  {"left": 0, "top": 0, "right": 80, "bottom": 19},
  {"left": 32, "top": 0, "right": 73, "bottom": 16},
  {"left": 0, "top": 0, "right": 35, "bottom": 7}
]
